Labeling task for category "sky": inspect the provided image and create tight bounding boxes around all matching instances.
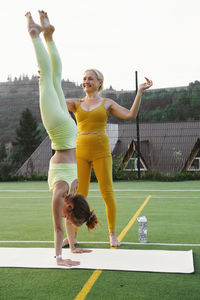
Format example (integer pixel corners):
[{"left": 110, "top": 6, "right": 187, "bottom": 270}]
[{"left": 1, "top": 0, "right": 200, "bottom": 90}]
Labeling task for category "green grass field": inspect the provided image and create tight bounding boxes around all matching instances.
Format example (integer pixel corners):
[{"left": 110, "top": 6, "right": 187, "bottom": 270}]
[{"left": 0, "top": 180, "right": 200, "bottom": 300}]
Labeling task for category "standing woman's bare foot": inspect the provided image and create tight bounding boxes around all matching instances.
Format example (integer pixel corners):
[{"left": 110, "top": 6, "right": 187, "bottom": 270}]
[
  {"left": 38, "top": 10, "right": 55, "bottom": 42},
  {"left": 109, "top": 232, "right": 121, "bottom": 247},
  {"left": 25, "top": 12, "right": 42, "bottom": 38}
]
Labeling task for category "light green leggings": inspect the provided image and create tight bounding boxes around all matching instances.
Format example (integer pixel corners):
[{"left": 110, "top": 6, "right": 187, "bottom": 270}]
[
  {"left": 31, "top": 37, "right": 78, "bottom": 192},
  {"left": 32, "top": 38, "right": 77, "bottom": 150}
]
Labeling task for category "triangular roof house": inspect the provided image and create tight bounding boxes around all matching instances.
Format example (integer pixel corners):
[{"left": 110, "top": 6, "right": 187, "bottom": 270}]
[{"left": 17, "top": 121, "right": 200, "bottom": 176}]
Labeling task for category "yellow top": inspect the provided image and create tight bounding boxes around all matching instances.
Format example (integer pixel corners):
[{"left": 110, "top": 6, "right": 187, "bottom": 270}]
[{"left": 75, "top": 99, "right": 108, "bottom": 132}]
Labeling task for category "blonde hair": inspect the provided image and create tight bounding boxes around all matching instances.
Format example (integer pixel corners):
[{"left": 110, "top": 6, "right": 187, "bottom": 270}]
[{"left": 84, "top": 69, "right": 104, "bottom": 92}]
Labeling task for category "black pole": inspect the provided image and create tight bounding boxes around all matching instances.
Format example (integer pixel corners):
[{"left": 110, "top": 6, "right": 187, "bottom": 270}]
[{"left": 135, "top": 71, "right": 141, "bottom": 179}]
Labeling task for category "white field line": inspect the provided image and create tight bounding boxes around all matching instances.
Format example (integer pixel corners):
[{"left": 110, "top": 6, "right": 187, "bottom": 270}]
[
  {"left": 93, "top": 189, "right": 200, "bottom": 192},
  {"left": 1, "top": 189, "right": 200, "bottom": 192},
  {"left": 0, "top": 240, "right": 199, "bottom": 247},
  {"left": 1, "top": 196, "right": 200, "bottom": 199},
  {"left": 0, "top": 190, "right": 50, "bottom": 192}
]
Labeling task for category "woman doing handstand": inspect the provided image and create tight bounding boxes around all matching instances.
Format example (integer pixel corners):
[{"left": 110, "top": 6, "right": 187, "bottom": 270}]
[{"left": 25, "top": 10, "right": 98, "bottom": 267}]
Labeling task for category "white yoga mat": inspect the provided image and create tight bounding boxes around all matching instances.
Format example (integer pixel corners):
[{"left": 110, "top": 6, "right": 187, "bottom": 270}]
[{"left": 0, "top": 247, "right": 194, "bottom": 273}]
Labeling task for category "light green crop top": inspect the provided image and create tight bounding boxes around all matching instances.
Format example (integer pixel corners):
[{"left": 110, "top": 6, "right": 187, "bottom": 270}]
[{"left": 48, "top": 163, "right": 77, "bottom": 193}]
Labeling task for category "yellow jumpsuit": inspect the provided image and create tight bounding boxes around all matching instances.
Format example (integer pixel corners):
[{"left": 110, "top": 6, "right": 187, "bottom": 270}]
[{"left": 75, "top": 99, "right": 117, "bottom": 232}]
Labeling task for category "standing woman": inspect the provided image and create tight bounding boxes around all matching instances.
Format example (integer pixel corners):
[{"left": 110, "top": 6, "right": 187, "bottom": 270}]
[
  {"left": 25, "top": 11, "right": 98, "bottom": 267},
  {"left": 66, "top": 70, "right": 152, "bottom": 247}
]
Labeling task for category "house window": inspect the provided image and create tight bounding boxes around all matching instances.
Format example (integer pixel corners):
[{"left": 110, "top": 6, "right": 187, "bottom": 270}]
[
  {"left": 124, "top": 157, "right": 147, "bottom": 171},
  {"left": 188, "top": 150, "right": 200, "bottom": 171}
]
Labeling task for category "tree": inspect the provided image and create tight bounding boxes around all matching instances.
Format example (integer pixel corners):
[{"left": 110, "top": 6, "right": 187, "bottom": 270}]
[
  {"left": 151, "top": 107, "right": 163, "bottom": 122},
  {"left": 12, "top": 108, "right": 42, "bottom": 166},
  {"left": 0, "top": 143, "right": 7, "bottom": 162}
]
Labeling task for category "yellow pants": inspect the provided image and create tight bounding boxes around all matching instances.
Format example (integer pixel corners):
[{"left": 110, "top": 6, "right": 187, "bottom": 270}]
[{"left": 76, "top": 133, "right": 117, "bottom": 232}]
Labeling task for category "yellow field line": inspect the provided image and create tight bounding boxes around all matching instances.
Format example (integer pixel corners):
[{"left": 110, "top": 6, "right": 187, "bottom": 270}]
[
  {"left": 74, "top": 270, "right": 102, "bottom": 300},
  {"left": 117, "top": 195, "right": 151, "bottom": 242},
  {"left": 74, "top": 195, "right": 151, "bottom": 300}
]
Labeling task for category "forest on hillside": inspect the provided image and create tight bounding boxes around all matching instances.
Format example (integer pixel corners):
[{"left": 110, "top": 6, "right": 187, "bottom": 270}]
[
  {"left": 0, "top": 76, "right": 82, "bottom": 143},
  {"left": 1, "top": 77, "right": 200, "bottom": 144},
  {"left": 107, "top": 80, "right": 200, "bottom": 124},
  {"left": 0, "top": 77, "right": 200, "bottom": 178}
]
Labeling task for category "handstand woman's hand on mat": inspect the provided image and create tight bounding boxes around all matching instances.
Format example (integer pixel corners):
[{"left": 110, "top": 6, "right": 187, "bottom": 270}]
[
  {"left": 55, "top": 257, "right": 80, "bottom": 267},
  {"left": 71, "top": 248, "right": 92, "bottom": 253},
  {"left": 25, "top": 10, "right": 98, "bottom": 267}
]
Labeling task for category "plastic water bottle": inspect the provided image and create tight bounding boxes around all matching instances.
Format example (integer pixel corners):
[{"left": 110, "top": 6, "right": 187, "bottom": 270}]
[{"left": 137, "top": 216, "right": 147, "bottom": 243}]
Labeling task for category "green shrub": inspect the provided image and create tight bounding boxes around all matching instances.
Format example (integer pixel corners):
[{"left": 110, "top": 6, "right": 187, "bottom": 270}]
[
  {"left": 0, "top": 160, "right": 200, "bottom": 182},
  {"left": 0, "top": 161, "right": 14, "bottom": 181}
]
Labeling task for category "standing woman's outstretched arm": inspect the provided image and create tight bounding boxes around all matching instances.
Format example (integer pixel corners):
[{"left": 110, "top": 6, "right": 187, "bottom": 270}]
[{"left": 107, "top": 77, "right": 153, "bottom": 120}]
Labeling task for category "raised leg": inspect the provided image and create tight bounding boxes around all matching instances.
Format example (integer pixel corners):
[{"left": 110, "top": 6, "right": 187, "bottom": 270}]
[
  {"left": 25, "top": 12, "right": 68, "bottom": 131},
  {"left": 39, "top": 10, "right": 69, "bottom": 113}
]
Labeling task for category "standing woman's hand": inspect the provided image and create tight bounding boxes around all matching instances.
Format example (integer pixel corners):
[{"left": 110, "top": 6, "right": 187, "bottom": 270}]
[{"left": 139, "top": 77, "right": 153, "bottom": 92}]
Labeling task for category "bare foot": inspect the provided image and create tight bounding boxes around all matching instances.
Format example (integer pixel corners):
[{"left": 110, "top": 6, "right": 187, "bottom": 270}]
[
  {"left": 38, "top": 10, "right": 55, "bottom": 41},
  {"left": 25, "top": 12, "right": 42, "bottom": 38},
  {"left": 109, "top": 232, "right": 120, "bottom": 247}
]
